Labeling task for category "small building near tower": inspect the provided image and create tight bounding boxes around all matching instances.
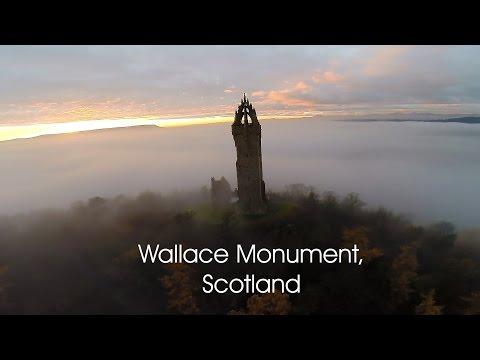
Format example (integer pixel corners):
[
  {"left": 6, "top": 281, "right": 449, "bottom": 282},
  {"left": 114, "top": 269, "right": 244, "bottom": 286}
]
[
  {"left": 232, "top": 94, "right": 267, "bottom": 214},
  {"left": 211, "top": 176, "right": 233, "bottom": 207}
]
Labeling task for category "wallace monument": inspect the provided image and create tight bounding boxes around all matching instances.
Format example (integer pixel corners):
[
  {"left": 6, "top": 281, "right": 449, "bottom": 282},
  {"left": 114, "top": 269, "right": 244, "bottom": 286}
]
[
  {"left": 232, "top": 94, "right": 267, "bottom": 213},
  {"left": 211, "top": 94, "right": 267, "bottom": 213}
]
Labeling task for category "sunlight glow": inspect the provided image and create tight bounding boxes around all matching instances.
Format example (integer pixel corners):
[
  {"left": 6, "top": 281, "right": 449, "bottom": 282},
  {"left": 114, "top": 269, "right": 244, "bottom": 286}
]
[{"left": 0, "top": 114, "right": 310, "bottom": 142}]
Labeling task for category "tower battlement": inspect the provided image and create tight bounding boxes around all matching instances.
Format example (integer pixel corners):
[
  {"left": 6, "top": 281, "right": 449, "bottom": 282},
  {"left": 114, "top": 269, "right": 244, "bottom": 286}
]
[{"left": 232, "top": 94, "right": 267, "bottom": 214}]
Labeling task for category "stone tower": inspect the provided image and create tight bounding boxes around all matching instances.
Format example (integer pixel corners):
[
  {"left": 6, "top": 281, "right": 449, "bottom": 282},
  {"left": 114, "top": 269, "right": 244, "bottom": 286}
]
[
  {"left": 210, "top": 176, "right": 232, "bottom": 207},
  {"left": 232, "top": 94, "right": 267, "bottom": 214}
]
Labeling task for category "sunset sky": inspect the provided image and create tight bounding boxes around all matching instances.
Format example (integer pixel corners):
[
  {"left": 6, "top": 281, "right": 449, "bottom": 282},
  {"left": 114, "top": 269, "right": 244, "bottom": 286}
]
[{"left": 2, "top": 45, "right": 480, "bottom": 141}]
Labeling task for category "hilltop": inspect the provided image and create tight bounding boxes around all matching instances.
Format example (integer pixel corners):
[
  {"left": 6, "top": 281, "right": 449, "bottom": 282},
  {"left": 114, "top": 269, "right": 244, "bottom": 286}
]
[{"left": 1, "top": 186, "right": 480, "bottom": 314}]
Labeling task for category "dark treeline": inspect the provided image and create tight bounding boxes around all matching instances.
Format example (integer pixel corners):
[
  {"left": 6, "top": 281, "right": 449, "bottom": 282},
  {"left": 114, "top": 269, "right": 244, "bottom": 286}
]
[{"left": 1, "top": 184, "right": 480, "bottom": 315}]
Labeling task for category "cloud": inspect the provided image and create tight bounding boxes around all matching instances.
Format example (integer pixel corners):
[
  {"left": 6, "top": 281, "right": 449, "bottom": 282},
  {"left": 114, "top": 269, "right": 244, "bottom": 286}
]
[
  {"left": 294, "top": 81, "right": 311, "bottom": 91},
  {"left": 1, "top": 45, "right": 480, "bottom": 127},
  {"left": 224, "top": 87, "right": 237, "bottom": 94},
  {"left": 251, "top": 91, "right": 265, "bottom": 97},
  {"left": 252, "top": 81, "right": 316, "bottom": 107},
  {"left": 265, "top": 90, "right": 315, "bottom": 107}
]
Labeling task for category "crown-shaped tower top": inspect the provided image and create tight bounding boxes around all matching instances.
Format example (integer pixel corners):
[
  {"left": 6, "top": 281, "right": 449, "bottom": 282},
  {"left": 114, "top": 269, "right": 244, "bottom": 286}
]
[{"left": 233, "top": 93, "right": 259, "bottom": 126}]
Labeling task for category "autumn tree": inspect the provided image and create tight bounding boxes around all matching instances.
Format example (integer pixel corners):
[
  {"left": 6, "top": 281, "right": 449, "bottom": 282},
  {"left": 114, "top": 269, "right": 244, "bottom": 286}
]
[
  {"left": 462, "top": 291, "right": 480, "bottom": 315},
  {"left": 415, "top": 289, "right": 443, "bottom": 315},
  {"left": 390, "top": 244, "right": 418, "bottom": 307},
  {"left": 230, "top": 292, "right": 292, "bottom": 315},
  {"left": 160, "top": 263, "right": 199, "bottom": 314},
  {"left": 342, "top": 226, "right": 383, "bottom": 263}
]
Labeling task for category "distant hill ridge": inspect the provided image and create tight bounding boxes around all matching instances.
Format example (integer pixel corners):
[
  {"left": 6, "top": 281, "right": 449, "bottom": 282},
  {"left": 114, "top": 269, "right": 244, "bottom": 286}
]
[{"left": 350, "top": 116, "right": 480, "bottom": 124}]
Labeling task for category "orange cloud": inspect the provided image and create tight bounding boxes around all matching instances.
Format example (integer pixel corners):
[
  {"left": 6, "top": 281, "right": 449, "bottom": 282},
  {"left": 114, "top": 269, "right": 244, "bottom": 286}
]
[
  {"left": 252, "top": 81, "right": 315, "bottom": 107},
  {"left": 294, "top": 81, "right": 311, "bottom": 91},
  {"left": 265, "top": 90, "right": 315, "bottom": 107},
  {"left": 0, "top": 98, "right": 236, "bottom": 126}
]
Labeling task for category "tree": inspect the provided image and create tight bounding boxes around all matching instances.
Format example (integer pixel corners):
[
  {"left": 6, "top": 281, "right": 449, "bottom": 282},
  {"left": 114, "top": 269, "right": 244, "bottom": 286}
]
[
  {"left": 0, "top": 266, "right": 8, "bottom": 310},
  {"left": 341, "top": 193, "right": 365, "bottom": 213},
  {"left": 342, "top": 226, "right": 383, "bottom": 263},
  {"left": 285, "top": 183, "right": 315, "bottom": 199},
  {"left": 160, "top": 263, "right": 199, "bottom": 314},
  {"left": 462, "top": 291, "right": 480, "bottom": 315},
  {"left": 415, "top": 289, "right": 443, "bottom": 315},
  {"left": 230, "top": 292, "right": 292, "bottom": 315},
  {"left": 390, "top": 244, "right": 418, "bottom": 307}
]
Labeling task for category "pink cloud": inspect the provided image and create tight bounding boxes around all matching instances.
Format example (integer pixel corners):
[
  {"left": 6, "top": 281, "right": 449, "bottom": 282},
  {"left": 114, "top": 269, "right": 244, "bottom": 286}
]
[{"left": 265, "top": 90, "right": 315, "bottom": 107}]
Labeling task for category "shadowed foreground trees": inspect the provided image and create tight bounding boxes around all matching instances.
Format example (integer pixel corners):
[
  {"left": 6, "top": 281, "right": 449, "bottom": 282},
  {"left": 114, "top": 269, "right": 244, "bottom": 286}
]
[
  {"left": 415, "top": 290, "right": 443, "bottom": 315},
  {"left": 0, "top": 186, "right": 479, "bottom": 315},
  {"left": 230, "top": 293, "right": 292, "bottom": 315}
]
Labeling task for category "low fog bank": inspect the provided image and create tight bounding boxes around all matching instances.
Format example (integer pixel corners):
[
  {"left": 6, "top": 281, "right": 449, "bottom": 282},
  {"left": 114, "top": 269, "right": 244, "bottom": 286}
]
[{"left": 1, "top": 119, "right": 480, "bottom": 228}]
